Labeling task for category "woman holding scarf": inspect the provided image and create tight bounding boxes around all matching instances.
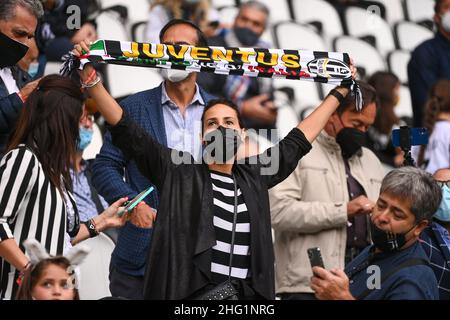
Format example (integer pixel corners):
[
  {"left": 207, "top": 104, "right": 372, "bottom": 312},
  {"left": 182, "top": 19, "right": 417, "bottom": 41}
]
[{"left": 74, "top": 41, "right": 357, "bottom": 300}]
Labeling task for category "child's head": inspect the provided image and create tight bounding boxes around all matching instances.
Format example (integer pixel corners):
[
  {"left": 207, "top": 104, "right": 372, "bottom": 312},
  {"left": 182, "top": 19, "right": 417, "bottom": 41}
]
[
  {"left": 16, "top": 257, "right": 80, "bottom": 300},
  {"left": 17, "top": 239, "right": 90, "bottom": 300}
]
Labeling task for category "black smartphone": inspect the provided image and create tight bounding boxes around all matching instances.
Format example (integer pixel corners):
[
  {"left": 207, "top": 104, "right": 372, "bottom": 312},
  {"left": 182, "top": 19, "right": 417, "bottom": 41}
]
[{"left": 307, "top": 247, "right": 325, "bottom": 269}]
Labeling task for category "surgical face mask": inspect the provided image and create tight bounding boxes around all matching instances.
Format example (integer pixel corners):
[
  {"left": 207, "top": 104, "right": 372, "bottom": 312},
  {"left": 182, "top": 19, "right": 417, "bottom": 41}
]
[
  {"left": 203, "top": 126, "right": 242, "bottom": 164},
  {"left": 435, "top": 185, "right": 450, "bottom": 222},
  {"left": 160, "top": 69, "right": 190, "bottom": 83},
  {"left": 0, "top": 31, "right": 29, "bottom": 68},
  {"left": 233, "top": 27, "right": 260, "bottom": 46},
  {"left": 28, "top": 62, "right": 39, "bottom": 78},
  {"left": 77, "top": 127, "right": 93, "bottom": 151},
  {"left": 441, "top": 11, "right": 450, "bottom": 34},
  {"left": 370, "top": 220, "right": 417, "bottom": 253}
]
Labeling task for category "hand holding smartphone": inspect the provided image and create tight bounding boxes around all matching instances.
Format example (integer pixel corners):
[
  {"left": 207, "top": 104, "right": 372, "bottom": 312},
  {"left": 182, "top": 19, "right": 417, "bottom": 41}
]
[{"left": 117, "top": 186, "right": 155, "bottom": 217}]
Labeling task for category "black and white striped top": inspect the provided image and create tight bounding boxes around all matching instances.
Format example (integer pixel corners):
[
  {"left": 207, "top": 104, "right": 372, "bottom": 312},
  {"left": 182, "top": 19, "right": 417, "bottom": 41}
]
[
  {"left": 210, "top": 171, "right": 250, "bottom": 284},
  {"left": 0, "top": 146, "right": 76, "bottom": 300}
]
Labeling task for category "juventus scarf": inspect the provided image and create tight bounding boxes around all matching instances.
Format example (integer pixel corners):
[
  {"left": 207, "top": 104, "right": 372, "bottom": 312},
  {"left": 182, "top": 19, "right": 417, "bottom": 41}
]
[{"left": 62, "top": 39, "right": 363, "bottom": 110}]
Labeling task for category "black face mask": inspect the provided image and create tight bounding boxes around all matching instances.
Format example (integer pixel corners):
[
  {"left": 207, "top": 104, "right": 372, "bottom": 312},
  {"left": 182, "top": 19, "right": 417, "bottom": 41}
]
[
  {"left": 233, "top": 27, "right": 260, "bottom": 46},
  {"left": 203, "top": 126, "right": 242, "bottom": 164},
  {"left": 370, "top": 221, "right": 416, "bottom": 253},
  {"left": 335, "top": 127, "right": 366, "bottom": 159},
  {"left": 0, "top": 31, "right": 29, "bottom": 69}
]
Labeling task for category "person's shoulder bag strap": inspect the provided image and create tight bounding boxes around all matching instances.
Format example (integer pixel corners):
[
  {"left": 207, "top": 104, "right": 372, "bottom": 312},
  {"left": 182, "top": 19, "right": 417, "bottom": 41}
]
[{"left": 357, "top": 258, "right": 430, "bottom": 299}]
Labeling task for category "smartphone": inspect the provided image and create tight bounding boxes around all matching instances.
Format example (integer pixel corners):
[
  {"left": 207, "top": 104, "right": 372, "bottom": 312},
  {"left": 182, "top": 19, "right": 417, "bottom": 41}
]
[
  {"left": 392, "top": 127, "right": 428, "bottom": 148},
  {"left": 307, "top": 247, "right": 325, "bottom": 270},
  {"left": 118, "top": 186, "right": 155, "bottom": 217}
]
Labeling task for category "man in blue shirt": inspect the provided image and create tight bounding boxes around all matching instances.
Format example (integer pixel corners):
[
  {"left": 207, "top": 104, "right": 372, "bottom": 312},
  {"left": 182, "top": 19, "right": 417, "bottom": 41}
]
[
  {"left": 310, "top": 167, "right": 441, "bottom": 300},
  {"left": 92, "top": 20, "right": 215, "bottom": 299},
  {"left": 408, "top": 0, "right": 450, "bottom": 127}
]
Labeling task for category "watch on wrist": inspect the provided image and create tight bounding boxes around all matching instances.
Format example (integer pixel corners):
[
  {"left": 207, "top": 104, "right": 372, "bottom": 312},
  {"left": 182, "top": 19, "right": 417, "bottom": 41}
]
[{"left": 83, "top": 219, "right": 99, "bottom": 238}]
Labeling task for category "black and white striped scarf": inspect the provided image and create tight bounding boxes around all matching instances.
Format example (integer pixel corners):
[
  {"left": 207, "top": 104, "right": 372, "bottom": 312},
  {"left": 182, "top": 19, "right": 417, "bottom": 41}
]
[{"left": 61, "top": 39, "right": 363, "bottom": 109}]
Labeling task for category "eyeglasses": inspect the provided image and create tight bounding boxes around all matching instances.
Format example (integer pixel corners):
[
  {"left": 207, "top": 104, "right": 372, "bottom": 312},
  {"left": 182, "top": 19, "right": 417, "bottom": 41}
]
[{"left": 436, "top": 180, "right": 450, "bottom": 188}]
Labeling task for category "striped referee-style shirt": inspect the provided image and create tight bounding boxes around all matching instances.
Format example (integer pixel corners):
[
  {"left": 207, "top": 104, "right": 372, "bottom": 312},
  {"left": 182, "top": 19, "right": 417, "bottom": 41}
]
[
  {"left": 0, "top": 145, "right": 76, "bottom": 300},
  {"left": 210, "top": 171, "right": 251, "bottom": 284}
]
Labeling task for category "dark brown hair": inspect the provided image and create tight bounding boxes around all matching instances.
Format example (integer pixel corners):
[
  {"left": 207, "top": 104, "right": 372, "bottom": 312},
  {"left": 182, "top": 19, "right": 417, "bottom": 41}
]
[
  {"left": 418, "top": 79, "right": 450, "bottom": 166},
  {"left": 159, "top": 18, "right": 208, "bottom": 47},
  {"left": 335, "top": 81, "right": 379, "bottom": 115},
  {"left": 7, "top": 75, "right": 85, "bottom": 194},
  {"left": 368, "top": 71, "right": 401, "bottom": 134},
  {"left": 201, "top": 98, "right": 245, "bottom": 133},
  {"left": 16, "top": 257, "right": 80, "bottom": 300}
]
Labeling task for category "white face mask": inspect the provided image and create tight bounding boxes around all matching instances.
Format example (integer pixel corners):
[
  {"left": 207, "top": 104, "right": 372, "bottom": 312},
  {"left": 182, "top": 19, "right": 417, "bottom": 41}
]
[
  {"left": 160, "top": 69, "right": 190, "bottom": 83},
  {"left": 441, "top": 11, "right": 450, "bottom": 33}
]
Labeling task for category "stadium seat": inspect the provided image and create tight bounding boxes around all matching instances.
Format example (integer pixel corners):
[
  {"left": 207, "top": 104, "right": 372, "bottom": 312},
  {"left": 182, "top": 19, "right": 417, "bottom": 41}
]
[
  {"left": 131, "top": 21, "right": 147, "bottom": 43},
  {"left": 371, "top": 0, "right": 405, "bottom": 26},
  {"left": 344, "top": 7, "right": 396, "bottom": 58},
  {"left": 77, "top": 233, "right": 115, "bottom": 300},
  {"left": 273, "top": 79, "right": 323, "bottom": 114},
  {"left": 99, "top": 0, "right": 150, "bottom": 23},
  {"left": 291, "top": 0, "right": 344, "bottom": 47},
  {"left": 240, "top": 0, "right": 292, "bottom": 24},
  {"left": 107, "top": 65, "right": 163, "bottom": 99},
  {"left": 395, "top": 85, "right": 413, "bottom": 118},
  {"left": 334, "top": 36, "right": 386, "bottom": 78},
  {"left": 273, "top": 21, "right": 327, "bottom": 51},
  {"left": 404, "top": 0, "right": 435, "bottom": 24},
  {"left": 96, "top": 11, "right": 129, "bottom": 41},
  {"left": 274, "top": 89, "right": 300, "bottom": 139},
  {"left": 211, "top": 0, "right": 239, "bottom": 8},
  {"left": 217, "top": 5, "right": 239, "bottom": 26},
  {"left": 387, "top": 50, "right": 411, "bottom": 85},
  {"left": 394, "top": 21, "right": 434, "bottom": 51}
]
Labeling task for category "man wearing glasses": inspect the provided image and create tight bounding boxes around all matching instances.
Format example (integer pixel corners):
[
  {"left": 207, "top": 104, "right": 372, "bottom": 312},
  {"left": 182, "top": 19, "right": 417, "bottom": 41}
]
[{"left": 419, "top": 168, "right": 450, "bottom": 300}]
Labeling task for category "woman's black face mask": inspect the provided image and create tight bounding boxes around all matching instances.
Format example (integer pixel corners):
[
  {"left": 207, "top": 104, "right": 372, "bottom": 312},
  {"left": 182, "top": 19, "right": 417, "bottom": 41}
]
[{"left": 203, "top": 126, "right": 242, "bottom": 164}]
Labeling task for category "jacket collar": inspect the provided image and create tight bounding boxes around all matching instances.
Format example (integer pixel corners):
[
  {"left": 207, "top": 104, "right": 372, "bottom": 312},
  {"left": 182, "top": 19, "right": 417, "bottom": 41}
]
[{"left": 316, "top": 130, "right": 341, "bottom": 151}]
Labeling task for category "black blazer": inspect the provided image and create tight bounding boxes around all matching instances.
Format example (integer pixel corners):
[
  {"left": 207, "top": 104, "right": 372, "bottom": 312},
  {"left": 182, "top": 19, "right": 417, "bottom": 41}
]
[{"left": 108, "top": 113, "right": 312, "bottom": 300}]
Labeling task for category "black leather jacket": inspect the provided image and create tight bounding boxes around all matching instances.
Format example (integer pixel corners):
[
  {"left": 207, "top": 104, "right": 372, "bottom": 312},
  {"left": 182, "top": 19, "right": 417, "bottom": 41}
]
[{"left": 108, "top": 112, "right": 312, "bottom": 300}]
